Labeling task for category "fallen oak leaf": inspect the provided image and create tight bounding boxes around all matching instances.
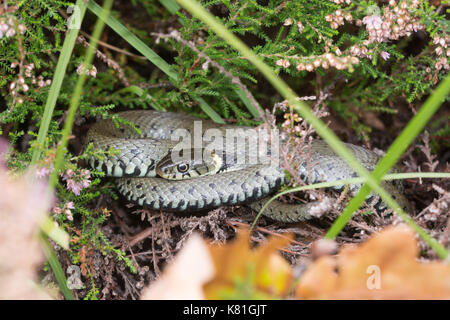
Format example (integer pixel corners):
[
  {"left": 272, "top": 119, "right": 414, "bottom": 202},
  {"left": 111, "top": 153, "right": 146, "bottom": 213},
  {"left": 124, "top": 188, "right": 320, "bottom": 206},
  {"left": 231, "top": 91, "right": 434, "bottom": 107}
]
[
  {"left": 204, "top": 229, "right": 293, "bottom": 299},
  {"left": 296, "top": 225, "right": 450, "bottom": 299}
]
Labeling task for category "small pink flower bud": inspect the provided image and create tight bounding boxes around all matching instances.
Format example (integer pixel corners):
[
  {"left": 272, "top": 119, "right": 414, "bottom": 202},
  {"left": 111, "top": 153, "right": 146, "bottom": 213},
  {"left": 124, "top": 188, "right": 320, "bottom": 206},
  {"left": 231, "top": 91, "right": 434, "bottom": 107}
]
[
  {"left": 18, "top": 24, "right": 26, "bottom": 34},
  {"left": 284, "top": 18, "right": 293, "bottom": 26}
]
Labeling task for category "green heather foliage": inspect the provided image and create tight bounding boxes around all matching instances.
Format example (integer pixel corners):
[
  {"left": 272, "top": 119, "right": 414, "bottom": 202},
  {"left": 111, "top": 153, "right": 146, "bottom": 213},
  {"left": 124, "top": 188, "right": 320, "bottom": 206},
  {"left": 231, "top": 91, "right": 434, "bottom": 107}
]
[
  {"left": 1, "top": 1, "right": 448, "bottom": 149},
  {"left": 0, "top": 0, "right": 448, "bottom": 298}
]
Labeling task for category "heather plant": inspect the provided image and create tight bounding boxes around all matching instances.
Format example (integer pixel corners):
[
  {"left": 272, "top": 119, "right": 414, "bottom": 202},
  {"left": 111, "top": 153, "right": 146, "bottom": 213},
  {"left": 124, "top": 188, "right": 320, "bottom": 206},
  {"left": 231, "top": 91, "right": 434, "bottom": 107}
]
[{"left": 0, "top": 0, "right": 448, "bottom": 299}]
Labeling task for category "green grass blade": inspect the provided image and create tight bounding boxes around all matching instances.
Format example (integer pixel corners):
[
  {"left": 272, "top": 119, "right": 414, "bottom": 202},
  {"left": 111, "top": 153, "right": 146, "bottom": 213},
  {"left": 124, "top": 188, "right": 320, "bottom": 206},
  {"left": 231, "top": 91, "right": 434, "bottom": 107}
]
[
  {"left": 234, "top": 87, "right": 261, "bottom": 118},
  {"left": 40, "top": 233, "right": 74, "bottom": 300},
  {"left": 31, "top": 0, "right": 87, "bottom": 164},
  {"left": 159, "top": 0, "right": 181, "bottom": 13},
  {"left": 40, "top": 216, "right": 69, "bottom": 249},
  {"left": 195, "top": 96, "right": 226, "bottom": 124}
]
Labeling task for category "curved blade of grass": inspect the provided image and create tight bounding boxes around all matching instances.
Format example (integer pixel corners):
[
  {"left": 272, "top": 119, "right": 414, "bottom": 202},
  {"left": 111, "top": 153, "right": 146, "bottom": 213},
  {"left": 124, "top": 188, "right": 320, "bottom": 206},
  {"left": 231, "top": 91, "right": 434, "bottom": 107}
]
[
  {"left": 87, "top": 0, "right": 225, "bottom": 123},
  {"left": 193, "top": 95, "right": 226, "bottom": 124},
  {"left": 159, "top": 0, "right": 181, "bottom": 13},
  {"left": 176, "top": 0, "right": 449, "bottom": 258},
  {"left": 40, "top": 233, "right": 74, "bottom": 300},
  {"left": 235, "top": 87, "right": 261, "bottom": 118},
  {"left": 31, "top": 0, "right": 87, "bottom": 164},
  {"left": 253, "top": 171, "right": 450, "bottom": 230},
  {"left": 40, "top": 215, "right": 69, "bottom": 249}
]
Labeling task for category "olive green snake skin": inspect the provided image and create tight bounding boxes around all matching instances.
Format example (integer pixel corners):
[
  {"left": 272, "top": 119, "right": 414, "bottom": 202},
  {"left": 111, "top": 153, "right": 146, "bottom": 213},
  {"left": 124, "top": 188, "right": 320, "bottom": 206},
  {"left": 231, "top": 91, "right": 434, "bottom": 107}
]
[{"left": 86, "top": 110, "right": 411, "bottom": 222}]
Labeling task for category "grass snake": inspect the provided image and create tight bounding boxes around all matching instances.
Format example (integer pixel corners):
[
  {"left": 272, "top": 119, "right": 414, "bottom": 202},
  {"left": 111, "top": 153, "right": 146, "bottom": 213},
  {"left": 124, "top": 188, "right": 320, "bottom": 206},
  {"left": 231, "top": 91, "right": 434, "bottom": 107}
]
[{"left": 86, "top": 110, "right": 412, "bottom": 222}]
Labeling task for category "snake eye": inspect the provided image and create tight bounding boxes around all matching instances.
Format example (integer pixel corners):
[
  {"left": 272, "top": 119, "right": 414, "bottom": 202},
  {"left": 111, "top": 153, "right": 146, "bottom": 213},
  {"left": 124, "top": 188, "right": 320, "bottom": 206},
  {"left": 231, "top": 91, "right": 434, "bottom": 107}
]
[{"left": 177, "top": 163, "right": 189, "bottom": 173}]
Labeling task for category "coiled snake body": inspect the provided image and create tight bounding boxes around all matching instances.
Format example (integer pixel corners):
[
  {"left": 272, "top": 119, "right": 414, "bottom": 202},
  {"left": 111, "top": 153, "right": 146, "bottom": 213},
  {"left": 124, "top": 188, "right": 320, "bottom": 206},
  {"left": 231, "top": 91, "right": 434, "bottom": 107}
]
[{"left": 86, "top": 110, "right": 411, "bottom": 222}]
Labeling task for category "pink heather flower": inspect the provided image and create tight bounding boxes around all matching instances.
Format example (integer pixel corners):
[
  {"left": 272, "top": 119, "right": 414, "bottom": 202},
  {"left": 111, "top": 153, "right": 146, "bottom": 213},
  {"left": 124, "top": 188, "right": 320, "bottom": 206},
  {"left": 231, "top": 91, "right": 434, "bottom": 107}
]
[
  {"left": 53, "top": 202, "right": 75, "bottom": 221},
  {"left": 81, "top": 169, "right": 91, "bottom": 179},
  {"left": 64, "top": 169, "right": 74, "bottom": 179},
  {"left": 276, "top": 59, "right": 290, "bottom": 68},
  {"left": 330, "top": 21, "right": 339, "bottom": 29},
  {"left": 66, "top": 179, "right": 82, "bottom": 195},
  {"left": 362, "top": 15, "right": 383, "bottom": 30},
  {"left": 6, "top": 28, "right": 15, "bottom": 37},
  {"left": 65, "top": 211, "right": 73, "bottom": 221},
  {"left": 36, "top": 166, "right": 52, "bottom": 178},
  {"left": 76, "top": 64, "right": 97, "bottom": 77},
  {"left": 62, "top": 169, "right": 91, "bottom": 195},
  {"left": 380, "top": 51, "right": 390, "bottom": 60},
  {"left": 64, "top": 202, "right": 75, "bottom": 221},
  {"left": 0, "top": 22, "right": 9, "bottom": 33},
  {"left": 18, "top": 24, "right": 26, "bottom": 34},
  {"left": 52, "top": 206, "right": 62, "bottom": 214},
  {"left": 283, "top": 18, "right": 293, "bottom": 26}
]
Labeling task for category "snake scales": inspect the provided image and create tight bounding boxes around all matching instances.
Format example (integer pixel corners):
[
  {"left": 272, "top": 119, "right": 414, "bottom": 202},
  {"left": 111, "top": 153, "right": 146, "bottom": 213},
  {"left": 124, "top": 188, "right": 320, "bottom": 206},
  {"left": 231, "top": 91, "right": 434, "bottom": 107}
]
[{"left": 86, "top": 110, "right": 411, "bottom": 222}]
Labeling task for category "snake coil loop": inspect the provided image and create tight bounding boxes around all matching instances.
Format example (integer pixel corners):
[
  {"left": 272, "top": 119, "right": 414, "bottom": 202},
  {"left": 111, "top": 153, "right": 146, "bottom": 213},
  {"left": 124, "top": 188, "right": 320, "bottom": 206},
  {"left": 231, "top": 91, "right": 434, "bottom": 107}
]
[{"left": 86, "top": 110, "right": 411, "bottom": 222}]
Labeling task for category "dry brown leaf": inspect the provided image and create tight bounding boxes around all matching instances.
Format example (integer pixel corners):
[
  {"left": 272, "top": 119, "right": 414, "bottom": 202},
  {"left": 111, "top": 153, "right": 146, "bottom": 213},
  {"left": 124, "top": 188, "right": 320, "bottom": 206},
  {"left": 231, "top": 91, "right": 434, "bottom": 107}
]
[
  {"left": 140, "top": 233, "right": 215, "bottom": 300},
  {"left": 296, "top": 225, "right": 450, "bottom": 299},
  {"left": 204, "top": 229, "right": 293, "bottom": 299}
]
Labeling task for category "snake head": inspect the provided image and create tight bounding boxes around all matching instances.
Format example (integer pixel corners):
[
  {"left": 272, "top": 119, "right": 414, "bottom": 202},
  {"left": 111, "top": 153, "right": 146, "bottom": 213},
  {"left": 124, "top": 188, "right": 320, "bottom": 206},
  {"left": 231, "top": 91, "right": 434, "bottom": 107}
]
[{"left": 155, "top": 148, "right": 222, "bottom": 180}]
